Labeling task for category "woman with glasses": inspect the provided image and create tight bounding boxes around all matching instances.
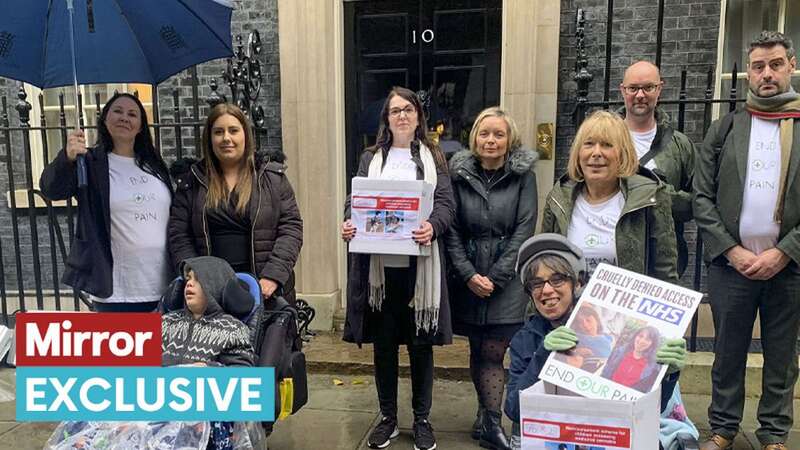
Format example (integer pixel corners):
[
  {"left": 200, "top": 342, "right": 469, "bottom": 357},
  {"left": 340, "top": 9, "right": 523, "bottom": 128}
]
[
  {"left": 504, "top": 233, "right": 694, "bottom": 450},
  {"left": 444, "top": 107, "right": 537, "bottom": 450},
  {"left": 540, "top": 110, "right": 678, "bottom": 283},
  {"left": 341, "top": 87, "right": 455, "bottom": 450}
]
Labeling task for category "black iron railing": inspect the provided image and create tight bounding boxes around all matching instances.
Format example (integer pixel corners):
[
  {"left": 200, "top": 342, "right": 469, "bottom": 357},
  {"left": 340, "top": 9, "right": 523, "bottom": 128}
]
[{"left": 0, "top": 32, "right": 269, "bottom": 326}]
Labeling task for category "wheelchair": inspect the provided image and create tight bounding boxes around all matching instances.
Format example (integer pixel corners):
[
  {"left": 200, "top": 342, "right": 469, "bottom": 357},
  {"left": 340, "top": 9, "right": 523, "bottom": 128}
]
[{"left": 159, "top": 272, "right": 314, "bottom": 424}]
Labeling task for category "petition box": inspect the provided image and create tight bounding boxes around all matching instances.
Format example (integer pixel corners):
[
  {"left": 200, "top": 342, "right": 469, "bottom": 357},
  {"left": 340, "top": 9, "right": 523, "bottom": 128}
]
[
  {"left": 349, "top": 177, "right": 434, "bottom": 256},
  {"left": 520, "top": 381, "right": 659, "bottom": 450}
]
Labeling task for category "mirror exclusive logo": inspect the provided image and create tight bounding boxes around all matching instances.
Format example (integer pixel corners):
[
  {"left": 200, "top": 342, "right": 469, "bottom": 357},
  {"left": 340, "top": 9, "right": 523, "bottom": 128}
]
[{"left": 15, "top": 313, "right": 274, "bottom": 421}]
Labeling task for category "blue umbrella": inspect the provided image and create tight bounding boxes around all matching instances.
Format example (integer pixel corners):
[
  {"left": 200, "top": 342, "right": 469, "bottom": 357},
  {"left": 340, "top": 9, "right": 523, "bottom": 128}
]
[{"left": 0, "top": 0, "right": 234, "bottom": 185}]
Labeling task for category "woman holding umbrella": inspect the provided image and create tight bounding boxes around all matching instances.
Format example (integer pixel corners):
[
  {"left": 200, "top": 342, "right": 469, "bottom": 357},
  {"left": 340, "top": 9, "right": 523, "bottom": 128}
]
[{"left": 41, "top": 93, "right": 173, "bottom": 312}]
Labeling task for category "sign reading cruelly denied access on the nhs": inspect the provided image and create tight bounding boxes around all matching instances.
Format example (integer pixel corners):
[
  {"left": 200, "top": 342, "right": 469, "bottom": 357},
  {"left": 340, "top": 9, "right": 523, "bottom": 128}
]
[
  {"left": 15, "top": 312, "right": 274, "bottom": 421},
  {"left": 538, "top": 263, "right": 702, "bottom": 402}
]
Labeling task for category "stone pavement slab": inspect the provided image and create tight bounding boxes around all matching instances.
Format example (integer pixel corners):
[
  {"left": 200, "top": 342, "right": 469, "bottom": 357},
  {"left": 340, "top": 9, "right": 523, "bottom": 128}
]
[{"left": 0, "top": 370, "right": 798, "bottom": 449}]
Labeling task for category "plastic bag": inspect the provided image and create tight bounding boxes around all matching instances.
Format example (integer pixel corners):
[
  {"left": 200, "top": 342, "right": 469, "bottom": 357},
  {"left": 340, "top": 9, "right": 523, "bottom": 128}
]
[
  {"left": 44, "top": 421, "right": 211, "bottom": 450},
  {"left": 230, "top": 422, "right": 265, "bottom": 450}
]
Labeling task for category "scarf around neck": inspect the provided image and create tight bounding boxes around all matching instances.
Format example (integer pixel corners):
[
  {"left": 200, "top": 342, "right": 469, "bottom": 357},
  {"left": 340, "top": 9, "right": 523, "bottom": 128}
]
[
  {"left": 746, "top": 88, "right": 800, "bottom": 223},
  {"left": 367, "top": 143, "right": 441, "bottom": 335}
]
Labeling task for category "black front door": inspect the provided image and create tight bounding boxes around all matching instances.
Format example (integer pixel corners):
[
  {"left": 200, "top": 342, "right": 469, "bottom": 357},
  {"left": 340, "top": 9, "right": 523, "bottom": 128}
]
[{"left": 343, "top": 0, "right": 502, "bottom": 189}]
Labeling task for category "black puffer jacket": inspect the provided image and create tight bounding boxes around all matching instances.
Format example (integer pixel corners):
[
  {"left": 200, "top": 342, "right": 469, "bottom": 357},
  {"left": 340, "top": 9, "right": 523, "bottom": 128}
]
[
  {"left": 161, "top": 256, "right": 255, "bottom": 367},
  {"left": 168, "top": 151, "right": 303, "bottom": 302},
  {"left": 445, "top": 148, "right": 538, "bottom": 328}
]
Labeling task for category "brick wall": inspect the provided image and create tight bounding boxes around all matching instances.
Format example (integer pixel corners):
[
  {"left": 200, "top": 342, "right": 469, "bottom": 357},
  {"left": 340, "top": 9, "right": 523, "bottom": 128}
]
[{"left": 556, "top": 0, "right": 722, "bottom": 288}]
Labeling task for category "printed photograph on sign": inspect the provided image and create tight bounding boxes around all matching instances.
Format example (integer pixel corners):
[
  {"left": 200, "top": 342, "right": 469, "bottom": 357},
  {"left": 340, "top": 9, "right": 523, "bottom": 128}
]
[
  {"left": 538, "top": 263, "right": 703, "bottom": 401},
  {"left": 366, "top": 211, "right": 385, "bottom": 233},
  {"left": 599, "top": 324, "right": 662, "bottom": 393},
  {"left": 384, "top": 211, "right": 405, "bottom": 233},
  {"left": 553, "top": 303, "right": 623, "bottom": 374}
]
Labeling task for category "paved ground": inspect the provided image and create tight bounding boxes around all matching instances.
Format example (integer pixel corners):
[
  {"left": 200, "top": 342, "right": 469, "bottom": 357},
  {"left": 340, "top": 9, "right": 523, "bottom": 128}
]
[
  {"left": 0, "top": 371, "right": 797, "bottom": 450},
  {"left": 0, "top": 332, "right": 797, "bottom": 449}
]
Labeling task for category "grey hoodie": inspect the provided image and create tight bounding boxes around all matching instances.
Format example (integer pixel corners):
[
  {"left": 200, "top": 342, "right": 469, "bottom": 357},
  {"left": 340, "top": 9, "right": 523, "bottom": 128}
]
[{"left": 161, "top": 256, "right": 256, "bottom": 367}]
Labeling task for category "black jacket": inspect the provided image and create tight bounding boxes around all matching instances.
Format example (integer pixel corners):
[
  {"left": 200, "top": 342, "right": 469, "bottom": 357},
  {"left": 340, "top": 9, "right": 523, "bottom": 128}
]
[
  {"left": 168, "top": 151, "right": 304, "bottom": 302},
  {"left": 342, "top": 146, "right": 456, "bottom": 346},
  {"left": 445, "top": 148, "right": 538, "bottom": 328},
  {"left": 40, "top": 147, "right": 172, "bottom": 298}
]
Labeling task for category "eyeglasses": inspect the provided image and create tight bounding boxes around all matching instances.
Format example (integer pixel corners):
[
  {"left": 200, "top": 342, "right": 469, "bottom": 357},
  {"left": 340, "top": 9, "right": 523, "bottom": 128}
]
[
  {"left": 530, "top": 273, "right": 571, "bottom": 292},
  {"left": 389, "top": 106, "right": 417, "bottom": 118},
  {"left": 621, "top": 84, "right": 660, "bottom": 95}
]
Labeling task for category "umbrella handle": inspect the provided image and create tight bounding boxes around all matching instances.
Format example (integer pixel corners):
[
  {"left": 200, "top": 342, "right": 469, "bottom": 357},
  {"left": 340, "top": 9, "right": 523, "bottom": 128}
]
[
  {"left": 66, "top": 0, "right": 86, "bottom": 188},
  {"left": 76, "top": 155, "right": 87, "bottom": 188}
]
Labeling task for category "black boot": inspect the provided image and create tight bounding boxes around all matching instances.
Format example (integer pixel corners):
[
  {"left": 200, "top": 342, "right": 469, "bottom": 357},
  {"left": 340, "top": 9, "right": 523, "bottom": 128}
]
[
  {"left": 471, "top": 406, "right": 485, "bottom": 440},
  {"left": 479, "top": 410, "right": 511, "bottom": 450}
]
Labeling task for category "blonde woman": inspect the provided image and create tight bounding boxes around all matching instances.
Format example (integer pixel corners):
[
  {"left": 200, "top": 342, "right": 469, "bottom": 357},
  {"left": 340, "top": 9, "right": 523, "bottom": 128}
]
[
  {"left": 445, "top": 107, "right": 537, "bottom": 450},
  {"left": 541, "top": 110, "right": 677, "bottom": 282},
  {"left": 168, "top": 103, "right": 303, "bottom": 302}
]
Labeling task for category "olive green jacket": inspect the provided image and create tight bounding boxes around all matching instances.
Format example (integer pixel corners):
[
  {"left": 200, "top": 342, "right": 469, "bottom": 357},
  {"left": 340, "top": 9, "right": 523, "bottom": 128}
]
[
  {"left": 541, "top": 171, "right": 679, "bottom": 283},
  {"left": 693, "top": 110, "right": 800, "bottom": 265},
  {"left": 619, "top": 108, "right": 695, "bottom": 275},
  {"left": 618, "top": 107, "right": 695, "bottom": 222}
]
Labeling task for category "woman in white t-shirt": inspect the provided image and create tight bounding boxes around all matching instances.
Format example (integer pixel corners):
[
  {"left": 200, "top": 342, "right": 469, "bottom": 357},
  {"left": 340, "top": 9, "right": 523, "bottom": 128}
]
[
  {"left": 540, "top": 110, "right": 678, "bottom": 283},
  {"left": 41, "top": 93, "right": 173, "bottom": 312},
  {"left": 340, "top": 87, "right": 455, "bottom": 450}
]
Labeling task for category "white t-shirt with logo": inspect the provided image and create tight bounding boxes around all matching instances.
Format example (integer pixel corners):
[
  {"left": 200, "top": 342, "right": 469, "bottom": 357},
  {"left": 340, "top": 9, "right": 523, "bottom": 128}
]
[
  {"left": 739, "top": 117, "right": 781, "bottom": 255},
  {"left": 379, "top": 147, "right": 418, "bottom": 267},
  {"left": 95, "top": 153, "right": 172, "bottom": 303},
  {"left": 567, "top": 191, "right": 625, "bottom": 275},
  {"left": 630, "top": 126, "right": 658, "bottom": 170}
]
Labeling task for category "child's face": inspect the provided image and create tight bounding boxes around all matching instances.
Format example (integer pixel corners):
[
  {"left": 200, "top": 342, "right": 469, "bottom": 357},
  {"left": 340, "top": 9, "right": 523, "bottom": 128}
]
[{"left": 184, "top": 270, "right": 208, "bottom": 317}]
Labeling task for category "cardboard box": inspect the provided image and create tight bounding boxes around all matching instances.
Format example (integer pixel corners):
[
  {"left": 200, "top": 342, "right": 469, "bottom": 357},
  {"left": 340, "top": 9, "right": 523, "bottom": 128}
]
[
  {"left": 348, "top": 177, "right": 434, "bottom": 256},
  {"left": 520, "top": 381, "right": 660, "bottom": 450}
]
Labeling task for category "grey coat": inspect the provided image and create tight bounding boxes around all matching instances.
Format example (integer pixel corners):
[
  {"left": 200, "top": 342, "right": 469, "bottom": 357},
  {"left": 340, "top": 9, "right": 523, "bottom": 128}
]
[{"left": 445, "top": 148, "right": 538, "bottom": 328}]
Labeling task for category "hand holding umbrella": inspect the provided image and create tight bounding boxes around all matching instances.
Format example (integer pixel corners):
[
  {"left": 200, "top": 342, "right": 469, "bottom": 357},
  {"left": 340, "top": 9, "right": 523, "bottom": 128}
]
[{"left": 65, "top": 130, "right": 88, "bottom": 163}]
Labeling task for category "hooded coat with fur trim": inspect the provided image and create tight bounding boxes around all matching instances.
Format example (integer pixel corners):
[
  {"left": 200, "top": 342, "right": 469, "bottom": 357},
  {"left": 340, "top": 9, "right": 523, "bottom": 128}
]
[{"left": 445, "top": 148, "right": 538, "bottom": 328}]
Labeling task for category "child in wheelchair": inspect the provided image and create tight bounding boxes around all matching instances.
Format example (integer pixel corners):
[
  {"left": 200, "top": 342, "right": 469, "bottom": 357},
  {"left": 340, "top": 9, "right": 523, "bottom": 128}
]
[
  {"left": 45, "top": 256, "right": 265, "bottom": 450},
  {"left": 161, "top": 256, "right": 256, "bottom": 368}
]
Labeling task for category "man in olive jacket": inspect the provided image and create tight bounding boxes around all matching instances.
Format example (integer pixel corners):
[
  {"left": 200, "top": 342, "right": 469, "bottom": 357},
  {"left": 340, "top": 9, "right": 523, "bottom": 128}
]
[
  {"left": 620, "top": 61, "right": 695, "bottom": 277},
  {"left": 693, "top": 31, "right": 800, "bottom": 450}
]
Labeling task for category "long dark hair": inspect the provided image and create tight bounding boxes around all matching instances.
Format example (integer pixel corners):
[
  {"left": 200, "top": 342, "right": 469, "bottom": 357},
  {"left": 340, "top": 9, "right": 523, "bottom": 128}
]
[
  {"left": 368, "top": 87, "right": 446, "bottom": 169},
  {"left": 624, "top": 326, "right": 660, "bottom": 361},
  {"left": 97, "top": 92, "right": 171, "bottom": 191},
  {"left": 200, "top": 103, "right": 256, "bottom": 215}
]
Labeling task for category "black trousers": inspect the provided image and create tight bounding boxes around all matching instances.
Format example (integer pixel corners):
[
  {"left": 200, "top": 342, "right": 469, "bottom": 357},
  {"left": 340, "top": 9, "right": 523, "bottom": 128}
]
[
  {"left": 372, "top": 268, "right": 434, "bottom": 420},
  {"left": 707, "top": 263, "right": 800, "bottom": 445}
]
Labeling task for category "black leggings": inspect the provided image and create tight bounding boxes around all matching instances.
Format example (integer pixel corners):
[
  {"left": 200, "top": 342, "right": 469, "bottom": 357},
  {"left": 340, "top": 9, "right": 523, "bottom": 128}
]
[{"left": 469, "top": 334, "right": 513, "bottom": 414}]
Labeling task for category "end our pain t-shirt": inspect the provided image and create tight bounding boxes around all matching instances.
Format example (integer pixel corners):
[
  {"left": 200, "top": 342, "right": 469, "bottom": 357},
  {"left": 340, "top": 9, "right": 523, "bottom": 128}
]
[
  {"left": 567, "top": 190, "right": 624, "bottom": 275},
  {"left": 97, "top": 152, "right": 172, "bottom": 303}
]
